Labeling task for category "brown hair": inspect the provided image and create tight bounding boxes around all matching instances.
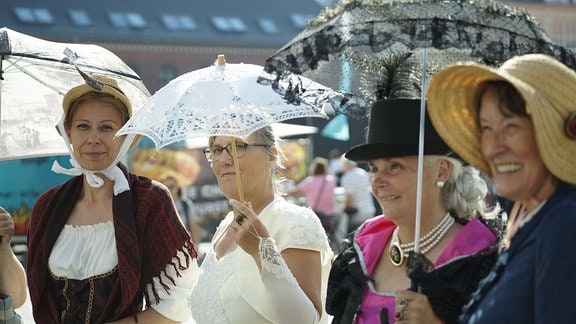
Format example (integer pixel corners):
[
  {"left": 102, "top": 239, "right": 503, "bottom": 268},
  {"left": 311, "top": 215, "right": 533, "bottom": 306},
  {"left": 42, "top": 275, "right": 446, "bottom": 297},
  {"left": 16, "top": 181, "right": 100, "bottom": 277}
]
[
  {"left": 309, "top": 157, "right": 329, "bottom": 176},
  {"left": 475, "top": 81, "right": 528, "bottom": 123},
  {"left": 64, "top": 92, "right": 130, "bottom": 130}
]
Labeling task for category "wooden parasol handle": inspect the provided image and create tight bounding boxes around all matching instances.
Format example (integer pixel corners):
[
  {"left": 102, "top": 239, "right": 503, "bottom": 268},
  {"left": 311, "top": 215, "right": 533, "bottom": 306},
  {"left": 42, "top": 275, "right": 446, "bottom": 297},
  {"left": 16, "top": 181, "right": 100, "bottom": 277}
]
[{"left": 229, "top": 137, "right": 245, "bottom": 202}]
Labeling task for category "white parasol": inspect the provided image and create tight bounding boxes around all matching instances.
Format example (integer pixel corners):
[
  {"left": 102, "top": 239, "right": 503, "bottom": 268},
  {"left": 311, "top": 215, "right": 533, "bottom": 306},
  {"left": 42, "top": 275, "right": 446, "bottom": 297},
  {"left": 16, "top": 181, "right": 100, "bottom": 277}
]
[{"left": 118, "top": 55, "right": 346, "bottom": 201}]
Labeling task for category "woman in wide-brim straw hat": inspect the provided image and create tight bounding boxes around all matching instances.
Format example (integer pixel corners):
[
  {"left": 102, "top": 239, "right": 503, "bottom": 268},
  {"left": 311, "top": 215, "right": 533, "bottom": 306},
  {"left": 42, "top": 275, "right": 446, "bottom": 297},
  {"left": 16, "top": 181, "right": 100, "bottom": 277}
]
[{"left": 427, "top": 53, "right": 576, "bottom": 323}]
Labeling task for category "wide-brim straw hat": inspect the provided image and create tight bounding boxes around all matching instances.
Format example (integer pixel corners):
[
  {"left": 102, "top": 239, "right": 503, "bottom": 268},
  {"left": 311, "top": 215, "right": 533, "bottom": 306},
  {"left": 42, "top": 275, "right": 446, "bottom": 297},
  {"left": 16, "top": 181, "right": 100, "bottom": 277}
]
[
  {"left": 345, "top": 98, "right": 453, "bottom": 162},
  {"left": 62, "top": 75, "right": 141, "bottom": 148},
  {"left": 427, "top": 54, "right": 576, "bottom": 185}
]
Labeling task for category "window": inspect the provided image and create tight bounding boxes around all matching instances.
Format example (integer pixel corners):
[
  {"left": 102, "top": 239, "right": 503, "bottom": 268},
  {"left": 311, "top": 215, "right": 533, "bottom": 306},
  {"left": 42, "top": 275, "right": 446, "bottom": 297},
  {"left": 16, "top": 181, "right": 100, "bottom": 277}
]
[
  {"left": 14, "top": 7, "right": 35, "bottom": 23},
  {"left": 258, "top": 18, "right": 279, "bottom": 34},
  {"left": 126, "top": 13, "right": 146, "bottom": 29},
  {"left": 69, "top": 10, "right": 92, "bottom": 26},
  {"left": 211, "top": 16, "right": 247, "bottom": 32},
  {"left": 34, "top": 8, "right": 54, "bottom": 24},
  {"left": 108, "top": 12, "right": 147, "bottom": 29},
  {"left": 290, "top": 13, "right": 313, "bottom": 29},
  {"left": 109, "top": 12, "right": 128, "bottom": 27},
  {"left": 14, "top": 7, "right": 54, "bottom": 24},
  {"left": 228, "top": 18, "right": 247, "bottom": 32},
  {"left": 161, "top": 15, "right": 197, "bottom": 31},
  {"left": 179, "top": 16, "right": 197, "bottom": 30}
]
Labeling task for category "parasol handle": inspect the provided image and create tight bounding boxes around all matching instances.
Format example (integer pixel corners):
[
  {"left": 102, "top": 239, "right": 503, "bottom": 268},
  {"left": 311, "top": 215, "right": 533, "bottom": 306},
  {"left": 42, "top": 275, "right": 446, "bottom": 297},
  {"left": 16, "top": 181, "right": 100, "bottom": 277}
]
[
  {"left": 216, "top": 54, "right": 227, "bottom": 66},
  {"left": 230, "top": 137, "right": 245, "bottom": 202},
  {"left": 411, "top": 15, "right": 430, "bottom": 294}
]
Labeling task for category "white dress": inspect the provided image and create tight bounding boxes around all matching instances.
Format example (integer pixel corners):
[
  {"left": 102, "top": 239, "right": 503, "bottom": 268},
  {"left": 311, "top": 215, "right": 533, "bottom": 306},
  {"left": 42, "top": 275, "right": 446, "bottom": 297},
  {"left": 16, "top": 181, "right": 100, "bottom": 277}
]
[
  {"left": 188, "top": 198, "right": 333, "bottom": 323},
  {"left": 49, "top": 221, "right": 199, "bottom": 322}
]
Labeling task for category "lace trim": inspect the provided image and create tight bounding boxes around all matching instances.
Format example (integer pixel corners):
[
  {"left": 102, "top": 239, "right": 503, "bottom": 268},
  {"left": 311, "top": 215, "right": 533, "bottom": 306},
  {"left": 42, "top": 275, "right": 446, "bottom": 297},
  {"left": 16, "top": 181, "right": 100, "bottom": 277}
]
[
  {"left": 259, "top": 237, "right": 298, "bottom": 286},
  {"left": 188, "top": 252, "right": 230, "bottom": 323},
  {"left": 288, "top": 223, "right": 326, "bottom": 246},
  {"left": 263, "top": 0, "right": 576, "bottom": 121}
]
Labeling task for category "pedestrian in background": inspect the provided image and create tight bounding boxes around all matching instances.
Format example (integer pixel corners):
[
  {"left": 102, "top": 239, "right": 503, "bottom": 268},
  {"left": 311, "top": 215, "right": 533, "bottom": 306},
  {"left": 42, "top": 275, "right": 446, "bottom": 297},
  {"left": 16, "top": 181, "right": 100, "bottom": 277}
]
[
  {"left": 287, "top": 157, "right": 338, "bottom": 237},
  {"left": 328, "top": 148, "right": 345, "bottom": 185},
  {"left": 159, "top": 171, "right": 203, "bottom": 247},
  {"left": 340, "top": 159, "right": 377, "bottom": 233}
]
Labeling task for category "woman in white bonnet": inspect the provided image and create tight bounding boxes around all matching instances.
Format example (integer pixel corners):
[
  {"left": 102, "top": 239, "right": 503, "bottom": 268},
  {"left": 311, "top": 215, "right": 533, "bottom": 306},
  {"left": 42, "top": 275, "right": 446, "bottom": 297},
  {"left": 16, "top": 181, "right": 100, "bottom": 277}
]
[{"left": 26, "top": 75, "right": 199, "bottom": 323}]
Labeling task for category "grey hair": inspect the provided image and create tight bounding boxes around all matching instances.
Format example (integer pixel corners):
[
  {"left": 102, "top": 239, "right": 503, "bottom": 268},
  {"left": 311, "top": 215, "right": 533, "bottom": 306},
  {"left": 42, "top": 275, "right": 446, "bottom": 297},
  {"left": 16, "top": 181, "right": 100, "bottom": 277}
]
[{"left": 425, "top": 156, "right": 498, "bottom": 219}]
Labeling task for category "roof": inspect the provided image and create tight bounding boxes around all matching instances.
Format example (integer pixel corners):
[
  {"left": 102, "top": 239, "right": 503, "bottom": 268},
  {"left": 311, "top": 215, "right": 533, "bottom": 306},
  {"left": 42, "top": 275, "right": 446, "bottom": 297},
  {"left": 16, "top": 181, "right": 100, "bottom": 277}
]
[{"left": 0, "top": 0, "right": 324, "bottom": 47}]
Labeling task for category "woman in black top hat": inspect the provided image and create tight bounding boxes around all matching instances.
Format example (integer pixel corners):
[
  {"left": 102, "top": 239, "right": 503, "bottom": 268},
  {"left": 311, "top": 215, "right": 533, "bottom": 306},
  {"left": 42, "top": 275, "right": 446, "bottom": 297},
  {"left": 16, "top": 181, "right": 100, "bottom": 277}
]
[{"left": 325, "top": 98, "right": 500, "bottom": 324}]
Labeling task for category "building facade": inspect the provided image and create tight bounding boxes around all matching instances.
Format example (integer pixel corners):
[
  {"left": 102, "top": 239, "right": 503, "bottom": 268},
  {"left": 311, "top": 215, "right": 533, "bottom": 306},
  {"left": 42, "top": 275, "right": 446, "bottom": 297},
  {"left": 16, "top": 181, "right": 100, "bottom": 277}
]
[{"left": 3, "top": 0, "right": 574, "bottom": 93}]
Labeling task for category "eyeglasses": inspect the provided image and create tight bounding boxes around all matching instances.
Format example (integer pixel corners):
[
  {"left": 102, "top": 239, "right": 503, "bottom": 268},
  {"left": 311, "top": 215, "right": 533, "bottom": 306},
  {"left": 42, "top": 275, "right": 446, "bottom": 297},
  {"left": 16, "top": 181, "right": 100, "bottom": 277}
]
[{"left": 203, "top": 142, "right": 270, "bottom": 162}]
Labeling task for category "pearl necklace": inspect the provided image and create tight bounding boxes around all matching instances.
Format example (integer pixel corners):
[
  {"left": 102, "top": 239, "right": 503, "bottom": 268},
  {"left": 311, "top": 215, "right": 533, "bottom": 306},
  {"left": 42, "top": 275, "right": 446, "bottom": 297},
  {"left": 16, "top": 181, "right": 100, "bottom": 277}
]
[{"left": 389, "top": 213, "right": 455, "bottom": 267}]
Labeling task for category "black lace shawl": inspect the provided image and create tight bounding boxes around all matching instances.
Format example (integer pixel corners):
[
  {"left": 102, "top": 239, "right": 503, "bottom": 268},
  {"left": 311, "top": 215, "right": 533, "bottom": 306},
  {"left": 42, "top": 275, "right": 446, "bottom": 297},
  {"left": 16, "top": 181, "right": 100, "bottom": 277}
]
[{"left": 326, "top": 233, "right": 370, "bottom": 324}]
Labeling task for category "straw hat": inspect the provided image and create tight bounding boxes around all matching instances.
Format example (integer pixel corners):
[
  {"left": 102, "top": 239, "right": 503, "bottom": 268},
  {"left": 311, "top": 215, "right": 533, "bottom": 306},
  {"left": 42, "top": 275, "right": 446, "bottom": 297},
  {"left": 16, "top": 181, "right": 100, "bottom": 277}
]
[
  {"left": 62, "top": 75, "right": 140, "bottom": 147},
  {"left": 427, "top": 54, "right": 576, "bottom": 185},
  {"left": 345, "top": 98, "right": 453, "bottom": 162},
  {"left": 62, "top": 75, "right": 132, "bottom": 117}
]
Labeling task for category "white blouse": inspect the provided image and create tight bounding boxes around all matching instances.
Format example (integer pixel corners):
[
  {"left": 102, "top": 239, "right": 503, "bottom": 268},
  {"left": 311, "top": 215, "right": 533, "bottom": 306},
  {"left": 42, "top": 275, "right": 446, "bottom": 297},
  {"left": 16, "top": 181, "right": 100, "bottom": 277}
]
[{"left": 49, "top": 221, "right": 199, "bottom": 322}]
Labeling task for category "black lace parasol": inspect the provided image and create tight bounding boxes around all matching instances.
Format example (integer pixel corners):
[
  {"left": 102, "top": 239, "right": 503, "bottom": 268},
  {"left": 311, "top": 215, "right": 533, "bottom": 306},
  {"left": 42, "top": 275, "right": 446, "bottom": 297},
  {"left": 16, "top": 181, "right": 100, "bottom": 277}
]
[{"left": 262, "top": 0, "right": 576, "bottom": 119}]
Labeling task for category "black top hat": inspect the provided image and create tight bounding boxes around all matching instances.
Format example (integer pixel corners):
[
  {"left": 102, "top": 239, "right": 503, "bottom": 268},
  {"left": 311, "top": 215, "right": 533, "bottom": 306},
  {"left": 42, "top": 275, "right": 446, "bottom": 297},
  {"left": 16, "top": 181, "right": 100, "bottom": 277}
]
[{"left": 345, "top": 98, "right": 453, "bottom": 162}]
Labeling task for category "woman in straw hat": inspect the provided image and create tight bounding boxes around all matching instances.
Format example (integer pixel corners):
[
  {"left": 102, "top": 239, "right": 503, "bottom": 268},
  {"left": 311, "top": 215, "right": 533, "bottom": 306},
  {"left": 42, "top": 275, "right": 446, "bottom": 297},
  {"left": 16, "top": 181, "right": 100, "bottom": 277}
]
[
  {"left": 326, "top": 98, "right": 500, "bottom": 324},
  {"left": 427, "top": 53, "right": 576, "bottom": 323},
  {"left": 26, "top": 75, "right": 199, "bottom": 323}
]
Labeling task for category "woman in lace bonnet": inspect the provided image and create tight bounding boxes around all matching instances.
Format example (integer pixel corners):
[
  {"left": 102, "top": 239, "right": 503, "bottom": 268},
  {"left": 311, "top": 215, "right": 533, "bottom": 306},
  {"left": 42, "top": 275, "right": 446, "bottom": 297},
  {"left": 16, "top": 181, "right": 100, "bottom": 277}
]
[{"left": 188, "top": 126, "right": 333, "bottom": 323}]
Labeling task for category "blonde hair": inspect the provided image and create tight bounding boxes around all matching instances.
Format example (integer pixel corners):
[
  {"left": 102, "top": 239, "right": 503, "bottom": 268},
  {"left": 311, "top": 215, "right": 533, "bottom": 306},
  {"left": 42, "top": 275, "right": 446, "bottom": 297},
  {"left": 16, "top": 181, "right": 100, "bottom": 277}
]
[{"left": 208, "top": 126, "right": 287, "bottom": 193}]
